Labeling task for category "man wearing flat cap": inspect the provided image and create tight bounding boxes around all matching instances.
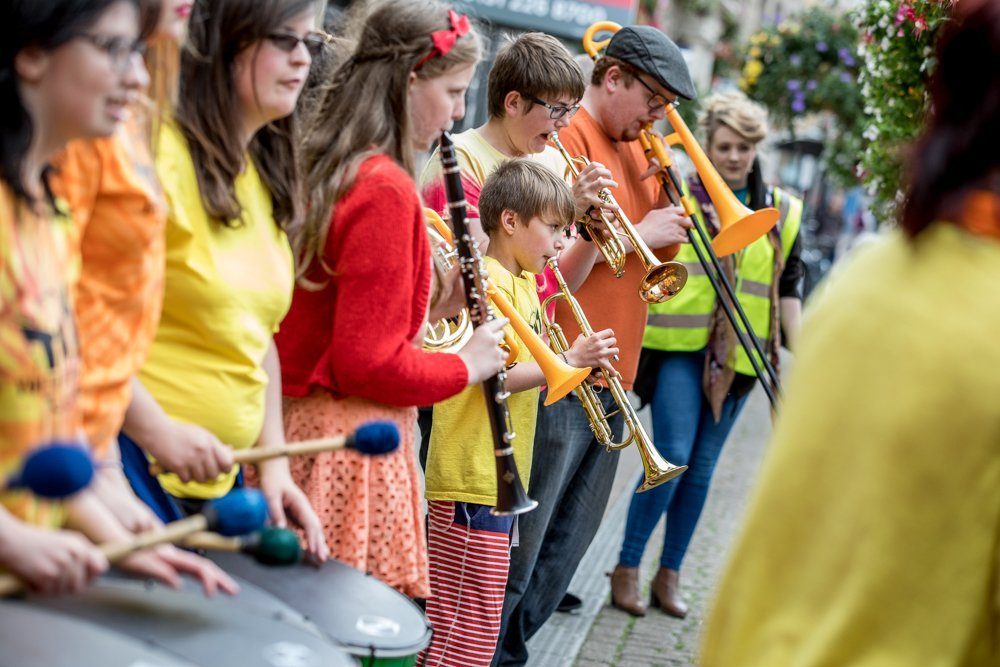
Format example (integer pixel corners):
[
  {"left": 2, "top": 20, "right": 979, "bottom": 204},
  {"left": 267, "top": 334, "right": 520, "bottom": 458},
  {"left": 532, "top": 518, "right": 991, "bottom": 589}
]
[{"left": 494, "top": 25, "right": 696, "bottom": 667}]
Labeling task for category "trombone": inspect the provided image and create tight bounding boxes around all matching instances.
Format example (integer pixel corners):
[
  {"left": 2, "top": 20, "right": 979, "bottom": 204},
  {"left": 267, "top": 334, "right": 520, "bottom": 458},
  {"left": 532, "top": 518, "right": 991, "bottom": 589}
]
[
  {"left": 542, "top": 258, "right": 686, "bottom": 491},
  {"left": 424, "top": 209, "right": 592, "bottom": 405},
  {"left": 550, "top": 132, "right": 687, "bottom": 304},
  {"left": 583, "top": 20, "right": 783, "bottom": 408}
]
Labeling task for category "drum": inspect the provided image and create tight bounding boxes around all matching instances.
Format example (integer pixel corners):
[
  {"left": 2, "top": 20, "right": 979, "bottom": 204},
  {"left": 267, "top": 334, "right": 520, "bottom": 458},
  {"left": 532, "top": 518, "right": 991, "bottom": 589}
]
[
  {"left": 31, "top": 575, "right": 358, "bottom": 667},
  {"left": 209, "top": 553, "right": 432, "bottom": 667},
  {"left": 0, "top": 600, "right": 197, "bottom": 667}
]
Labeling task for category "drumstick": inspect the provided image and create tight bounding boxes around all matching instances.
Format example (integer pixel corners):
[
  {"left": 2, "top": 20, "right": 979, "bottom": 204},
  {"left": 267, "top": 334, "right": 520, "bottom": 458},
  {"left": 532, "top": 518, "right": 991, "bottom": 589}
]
[
  {"left": 3, "top": 443, "right": 94, "bottom": 499},
  {"left": 182, "top": 526, "right": 302, "bottom": 566},
  {"left": 0, "top": 488, "right": 268, "bottom": 597},
  {"left": 148, "top": 420, "right": 399, "bottom": 476}
]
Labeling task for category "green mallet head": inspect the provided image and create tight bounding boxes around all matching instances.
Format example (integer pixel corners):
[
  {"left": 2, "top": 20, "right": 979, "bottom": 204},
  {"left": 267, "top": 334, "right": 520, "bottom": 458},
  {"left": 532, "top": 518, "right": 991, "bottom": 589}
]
[{"left": 243, "top": 527, "right": 303, "bottom": 566}]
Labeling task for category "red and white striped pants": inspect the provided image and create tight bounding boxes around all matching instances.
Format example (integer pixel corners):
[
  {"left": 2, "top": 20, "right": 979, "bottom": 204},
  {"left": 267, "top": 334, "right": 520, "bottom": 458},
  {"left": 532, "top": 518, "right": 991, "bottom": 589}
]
[{"left": 419, "top": 500, "right": 514, "bottom": 667}]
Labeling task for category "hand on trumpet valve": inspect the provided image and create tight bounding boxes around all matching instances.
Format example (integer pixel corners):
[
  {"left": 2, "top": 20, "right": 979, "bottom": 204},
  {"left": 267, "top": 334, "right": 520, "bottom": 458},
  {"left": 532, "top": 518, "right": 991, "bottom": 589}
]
[
  {"left": 634, "top": 205, "right": 693, "bottom": 250},
  {"left": 458, "top": 317, "right": 509, "bottom": 384},
  {"left": 571, "top": 161, "right": 619, "bottom": 217},
  {"left": 565, "top": 329, "right": 620, "bottom": 377}
]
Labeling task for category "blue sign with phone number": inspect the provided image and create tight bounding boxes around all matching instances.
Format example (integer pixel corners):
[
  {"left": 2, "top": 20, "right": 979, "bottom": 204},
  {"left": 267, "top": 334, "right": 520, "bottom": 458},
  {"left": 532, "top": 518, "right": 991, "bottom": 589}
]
[{"left": 456, "top": 0, "right": 636, "bottom": 39}]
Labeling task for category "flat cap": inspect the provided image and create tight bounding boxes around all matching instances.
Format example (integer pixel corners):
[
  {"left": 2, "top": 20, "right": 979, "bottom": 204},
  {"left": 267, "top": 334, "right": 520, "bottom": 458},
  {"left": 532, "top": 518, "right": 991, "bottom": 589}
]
[{"left": 605, "top": 25, "right": 696, "bottom": 101}]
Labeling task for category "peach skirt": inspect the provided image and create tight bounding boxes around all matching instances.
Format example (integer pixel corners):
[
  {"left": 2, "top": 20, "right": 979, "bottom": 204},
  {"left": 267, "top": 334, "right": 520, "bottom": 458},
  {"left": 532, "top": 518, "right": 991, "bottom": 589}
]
[{"left": 283, "top": 391, "right": 429, "bottom": 598}]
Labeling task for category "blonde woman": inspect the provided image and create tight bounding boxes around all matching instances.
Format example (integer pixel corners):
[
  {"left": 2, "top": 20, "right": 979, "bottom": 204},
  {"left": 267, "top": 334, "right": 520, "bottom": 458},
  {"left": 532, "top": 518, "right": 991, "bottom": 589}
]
[{"left": 613, "top": 91, "right": 804, "bottom": 617}]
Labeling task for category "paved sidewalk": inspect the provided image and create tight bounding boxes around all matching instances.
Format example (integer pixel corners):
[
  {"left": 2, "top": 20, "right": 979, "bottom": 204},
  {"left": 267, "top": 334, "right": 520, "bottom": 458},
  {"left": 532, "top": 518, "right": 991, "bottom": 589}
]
[{"left": 523, "top": 384, "right": 773, "bottom": 667}]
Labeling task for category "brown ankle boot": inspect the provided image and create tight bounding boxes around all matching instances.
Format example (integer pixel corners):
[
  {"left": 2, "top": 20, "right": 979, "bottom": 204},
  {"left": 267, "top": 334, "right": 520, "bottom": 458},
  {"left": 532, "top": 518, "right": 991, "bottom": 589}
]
[
  {"left": 608, "top": 565, "right": 647, "bottom": 617},
  {"left": 650, "top": 567, "right": 688, "bottom": 618}
]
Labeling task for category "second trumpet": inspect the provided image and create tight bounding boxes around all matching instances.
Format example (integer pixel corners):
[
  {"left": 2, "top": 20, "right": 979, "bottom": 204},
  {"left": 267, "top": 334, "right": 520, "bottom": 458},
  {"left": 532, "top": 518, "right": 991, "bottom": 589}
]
[{"left": 542, "top": 258, "right": 686, "bottom": 492}]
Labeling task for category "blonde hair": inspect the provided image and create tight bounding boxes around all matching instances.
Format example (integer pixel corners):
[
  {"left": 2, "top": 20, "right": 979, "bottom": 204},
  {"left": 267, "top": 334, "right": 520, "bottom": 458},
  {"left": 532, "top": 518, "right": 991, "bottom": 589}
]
[
  {"left": 293, "top": 0, "right": 481, "bottom": 282},
  {"left": 478, "top": 158, "right": 575, "bottom": 235},
  {"left": 699, "top": 91, "right": 769, "bottom": 146}
]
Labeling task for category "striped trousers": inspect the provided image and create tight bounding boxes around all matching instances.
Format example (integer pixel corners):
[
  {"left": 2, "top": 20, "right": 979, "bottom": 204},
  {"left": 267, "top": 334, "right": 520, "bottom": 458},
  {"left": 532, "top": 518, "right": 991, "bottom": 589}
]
[{"left": 420, "top": 500, "right": 514, "bottom": 667}]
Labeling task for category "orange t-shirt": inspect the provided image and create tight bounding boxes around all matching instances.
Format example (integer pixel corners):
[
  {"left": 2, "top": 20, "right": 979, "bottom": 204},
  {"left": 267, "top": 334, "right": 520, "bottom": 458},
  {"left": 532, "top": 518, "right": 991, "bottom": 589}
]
[
  {"left": 51, "top": 114, "right": 166, "bottom": 456},
  {"left": 555, "top": 107, "right": 677, "bottom": 389},
  {"left": 0, "top": 185, "right": 78, "bottom": 525}
]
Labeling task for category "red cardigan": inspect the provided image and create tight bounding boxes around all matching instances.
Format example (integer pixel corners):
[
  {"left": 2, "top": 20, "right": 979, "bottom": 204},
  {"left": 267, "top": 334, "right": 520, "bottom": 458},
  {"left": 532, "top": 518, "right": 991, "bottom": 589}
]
[{"left": 276, "top": 154, "right": 468, "bottom": 406}]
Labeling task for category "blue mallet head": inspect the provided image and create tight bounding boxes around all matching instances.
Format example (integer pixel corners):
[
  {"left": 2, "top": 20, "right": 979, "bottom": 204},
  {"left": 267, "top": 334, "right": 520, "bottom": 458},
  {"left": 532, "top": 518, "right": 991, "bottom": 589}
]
[
  {"left": 349, "top": 421, "right": 400, "bottom": 455},
  {"left": 6, "top": 443, "right": 95, "bottom": 499},
  {"left": 202, "top": 489, "right": 269, "bottom": 537}
]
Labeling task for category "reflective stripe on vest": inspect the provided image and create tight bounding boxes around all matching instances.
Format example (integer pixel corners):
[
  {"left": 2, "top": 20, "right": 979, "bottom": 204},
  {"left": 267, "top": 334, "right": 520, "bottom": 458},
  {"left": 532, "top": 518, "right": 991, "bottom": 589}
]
[
  {"left": 642, "top": 179, "right": 716, "bottom": 352},
  {"left": 643, "top": 185, "right": 802, "bottom": 377}
]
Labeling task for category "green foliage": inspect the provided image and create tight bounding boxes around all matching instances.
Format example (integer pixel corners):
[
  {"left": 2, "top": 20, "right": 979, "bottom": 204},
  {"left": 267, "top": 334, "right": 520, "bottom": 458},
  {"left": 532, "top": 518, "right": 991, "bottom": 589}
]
[
  {"left": 854, "top": 0, "right": 953, "bottom": 221},
  {"left": 739, "top": 9, "right": 862, "bottom": 187}
]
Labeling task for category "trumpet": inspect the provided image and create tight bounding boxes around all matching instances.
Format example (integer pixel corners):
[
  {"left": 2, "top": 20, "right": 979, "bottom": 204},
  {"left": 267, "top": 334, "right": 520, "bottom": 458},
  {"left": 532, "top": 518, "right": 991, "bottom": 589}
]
[
  {"left": 541, "top": 258, "right": 686, "bottom": 492},
  {"left": 549, "top": 132, "right": 687, "bottom": 304},
  {"left": 425, "top": 208, "right": 591, "bottom": 405}
]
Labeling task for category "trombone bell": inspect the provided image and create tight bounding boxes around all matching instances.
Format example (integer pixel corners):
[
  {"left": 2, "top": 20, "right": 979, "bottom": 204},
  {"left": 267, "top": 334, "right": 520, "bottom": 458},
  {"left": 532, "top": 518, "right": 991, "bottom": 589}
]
[{"left": 711, "top": 207, "right": 781, "bottom": 258}]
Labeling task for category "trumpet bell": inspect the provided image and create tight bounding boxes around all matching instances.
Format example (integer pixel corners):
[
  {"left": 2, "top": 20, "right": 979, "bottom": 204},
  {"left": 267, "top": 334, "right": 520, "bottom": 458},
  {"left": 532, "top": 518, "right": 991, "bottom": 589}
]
[
  {"left": 637, "top": 461, "right": 687, "bottom": 492},
  {"left": 710, "top": 202, "right": 781, "bottom": 257},
  {"left": 639, "top": 262, "right": 688, "bottom": 303}
]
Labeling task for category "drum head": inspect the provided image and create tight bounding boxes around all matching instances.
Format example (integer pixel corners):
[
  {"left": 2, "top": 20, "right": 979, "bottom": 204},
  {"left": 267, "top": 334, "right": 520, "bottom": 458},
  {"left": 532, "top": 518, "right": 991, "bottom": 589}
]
[
  {"left": 0, "top": 601, "right": 196, "bottom": 667},
  {"left": 31, "top": 577, "right": 357, "bottom": 667},
  {"left": 209, "top": 553, "right": 432, "bottom": 658}
]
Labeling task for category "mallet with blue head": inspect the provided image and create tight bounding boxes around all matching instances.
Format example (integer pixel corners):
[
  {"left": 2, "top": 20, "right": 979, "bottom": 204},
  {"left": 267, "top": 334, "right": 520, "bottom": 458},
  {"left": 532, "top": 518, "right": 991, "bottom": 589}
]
[
  {"left": 149, "top": 421, "right": 400, "bottom": 476},
  {"left": 3, "top": 443, "right": 94, "bottom": 499}
]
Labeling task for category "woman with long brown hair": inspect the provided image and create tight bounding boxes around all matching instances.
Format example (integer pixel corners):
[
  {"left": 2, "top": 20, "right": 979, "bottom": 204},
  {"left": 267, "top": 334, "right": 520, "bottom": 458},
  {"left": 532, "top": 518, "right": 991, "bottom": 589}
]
[
  {"left": 276, "top": 0, "right": 505, "bottom": 597},
  {"left": 117, "top": 0, "right": 328, "bottom": 561}
]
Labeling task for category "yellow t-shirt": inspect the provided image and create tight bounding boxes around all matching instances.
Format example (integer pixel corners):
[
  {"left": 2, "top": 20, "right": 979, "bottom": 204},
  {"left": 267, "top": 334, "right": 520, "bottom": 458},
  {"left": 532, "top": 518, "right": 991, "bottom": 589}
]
[
  {"left": 426, "top": 256, "right": 542, "bottom": 505},
  {"left": 700, "top": 224, "right": 1000, "bottom": 667},
  {"left": 141, "top": 123, "right": 293, "bottom": 499},
  {"left": 0, "top": 186, "right": 77, "bottom": 526}
]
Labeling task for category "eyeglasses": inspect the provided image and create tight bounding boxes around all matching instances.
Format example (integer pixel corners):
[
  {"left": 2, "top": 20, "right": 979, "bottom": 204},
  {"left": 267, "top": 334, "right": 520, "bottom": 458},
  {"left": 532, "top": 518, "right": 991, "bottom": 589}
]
[
  {"left": 266, "top": 31, "right": 331, "bottom": 58},
  {"left": 77, "top": 34, "right": 146, "bottom": 72},
  {"left": 632, "top": 75, "right": 671, "bottom": 111},
  {"left": 520, "top": 93, "right": 580, "bottom": 121}
]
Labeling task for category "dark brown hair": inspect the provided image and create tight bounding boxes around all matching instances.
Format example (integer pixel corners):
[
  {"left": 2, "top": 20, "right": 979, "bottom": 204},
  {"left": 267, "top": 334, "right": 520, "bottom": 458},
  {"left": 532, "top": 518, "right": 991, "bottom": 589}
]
[
  {"left": 901, "top": 0, "right": 1000, "bottom": 236},
  {"left": 175, "top": 0, "right": 316, "bottom": 228},
  {"left": 487, "top": 32, "right": 584, "bottom": 119},
  {"left": 1, "top": 0, "right": 143, "bottom": 207},
  {"left": 478, "top": 158, "right": 574, "bottom": 235}
]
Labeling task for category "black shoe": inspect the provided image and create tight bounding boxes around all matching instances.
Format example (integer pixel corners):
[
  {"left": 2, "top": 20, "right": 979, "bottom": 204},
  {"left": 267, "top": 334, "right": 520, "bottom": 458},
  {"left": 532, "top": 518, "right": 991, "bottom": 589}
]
[{"left": 556, "top": 592, "right": 582, "bottom": 613}]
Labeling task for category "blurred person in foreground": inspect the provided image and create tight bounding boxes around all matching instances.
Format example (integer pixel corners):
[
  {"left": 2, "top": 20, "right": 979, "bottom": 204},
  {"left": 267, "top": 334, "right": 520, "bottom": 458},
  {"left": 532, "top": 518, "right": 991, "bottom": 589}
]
[{"left": 699, "top": 1, "right": 1000, "bottom": 665}]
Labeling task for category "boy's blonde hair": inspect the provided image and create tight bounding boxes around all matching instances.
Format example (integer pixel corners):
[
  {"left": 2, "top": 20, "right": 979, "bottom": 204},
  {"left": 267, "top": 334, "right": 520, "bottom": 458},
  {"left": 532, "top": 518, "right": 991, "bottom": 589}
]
[
  {"left": 478, "top": 159, "right": 574, "bottom": 235},
  {"left": 487, "top": 32, "right": 585, "bottom": 118}
]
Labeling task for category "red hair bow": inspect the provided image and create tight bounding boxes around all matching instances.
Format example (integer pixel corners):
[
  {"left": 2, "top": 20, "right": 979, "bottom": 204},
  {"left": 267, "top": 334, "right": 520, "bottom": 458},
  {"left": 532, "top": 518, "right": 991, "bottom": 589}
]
[{"left": 415, "top": 10, "right": 471, "bottom": 69}]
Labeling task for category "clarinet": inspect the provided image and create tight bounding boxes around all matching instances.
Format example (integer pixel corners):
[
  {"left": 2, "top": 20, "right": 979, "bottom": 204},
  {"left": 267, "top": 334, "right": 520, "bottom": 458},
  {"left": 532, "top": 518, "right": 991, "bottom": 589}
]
[{"left": 438, "top": 132, "right": 537, "bottom": 517}]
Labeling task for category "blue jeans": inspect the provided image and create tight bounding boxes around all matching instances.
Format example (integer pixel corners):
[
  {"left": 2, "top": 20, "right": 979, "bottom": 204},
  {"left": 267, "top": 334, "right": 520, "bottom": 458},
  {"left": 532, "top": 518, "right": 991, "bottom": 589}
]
[
  {"left": 494, "top": 389, "right": 623, "bottom": 667},
  {"left": 618, "top": 350, "right": 749, "bottom": 571}
]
